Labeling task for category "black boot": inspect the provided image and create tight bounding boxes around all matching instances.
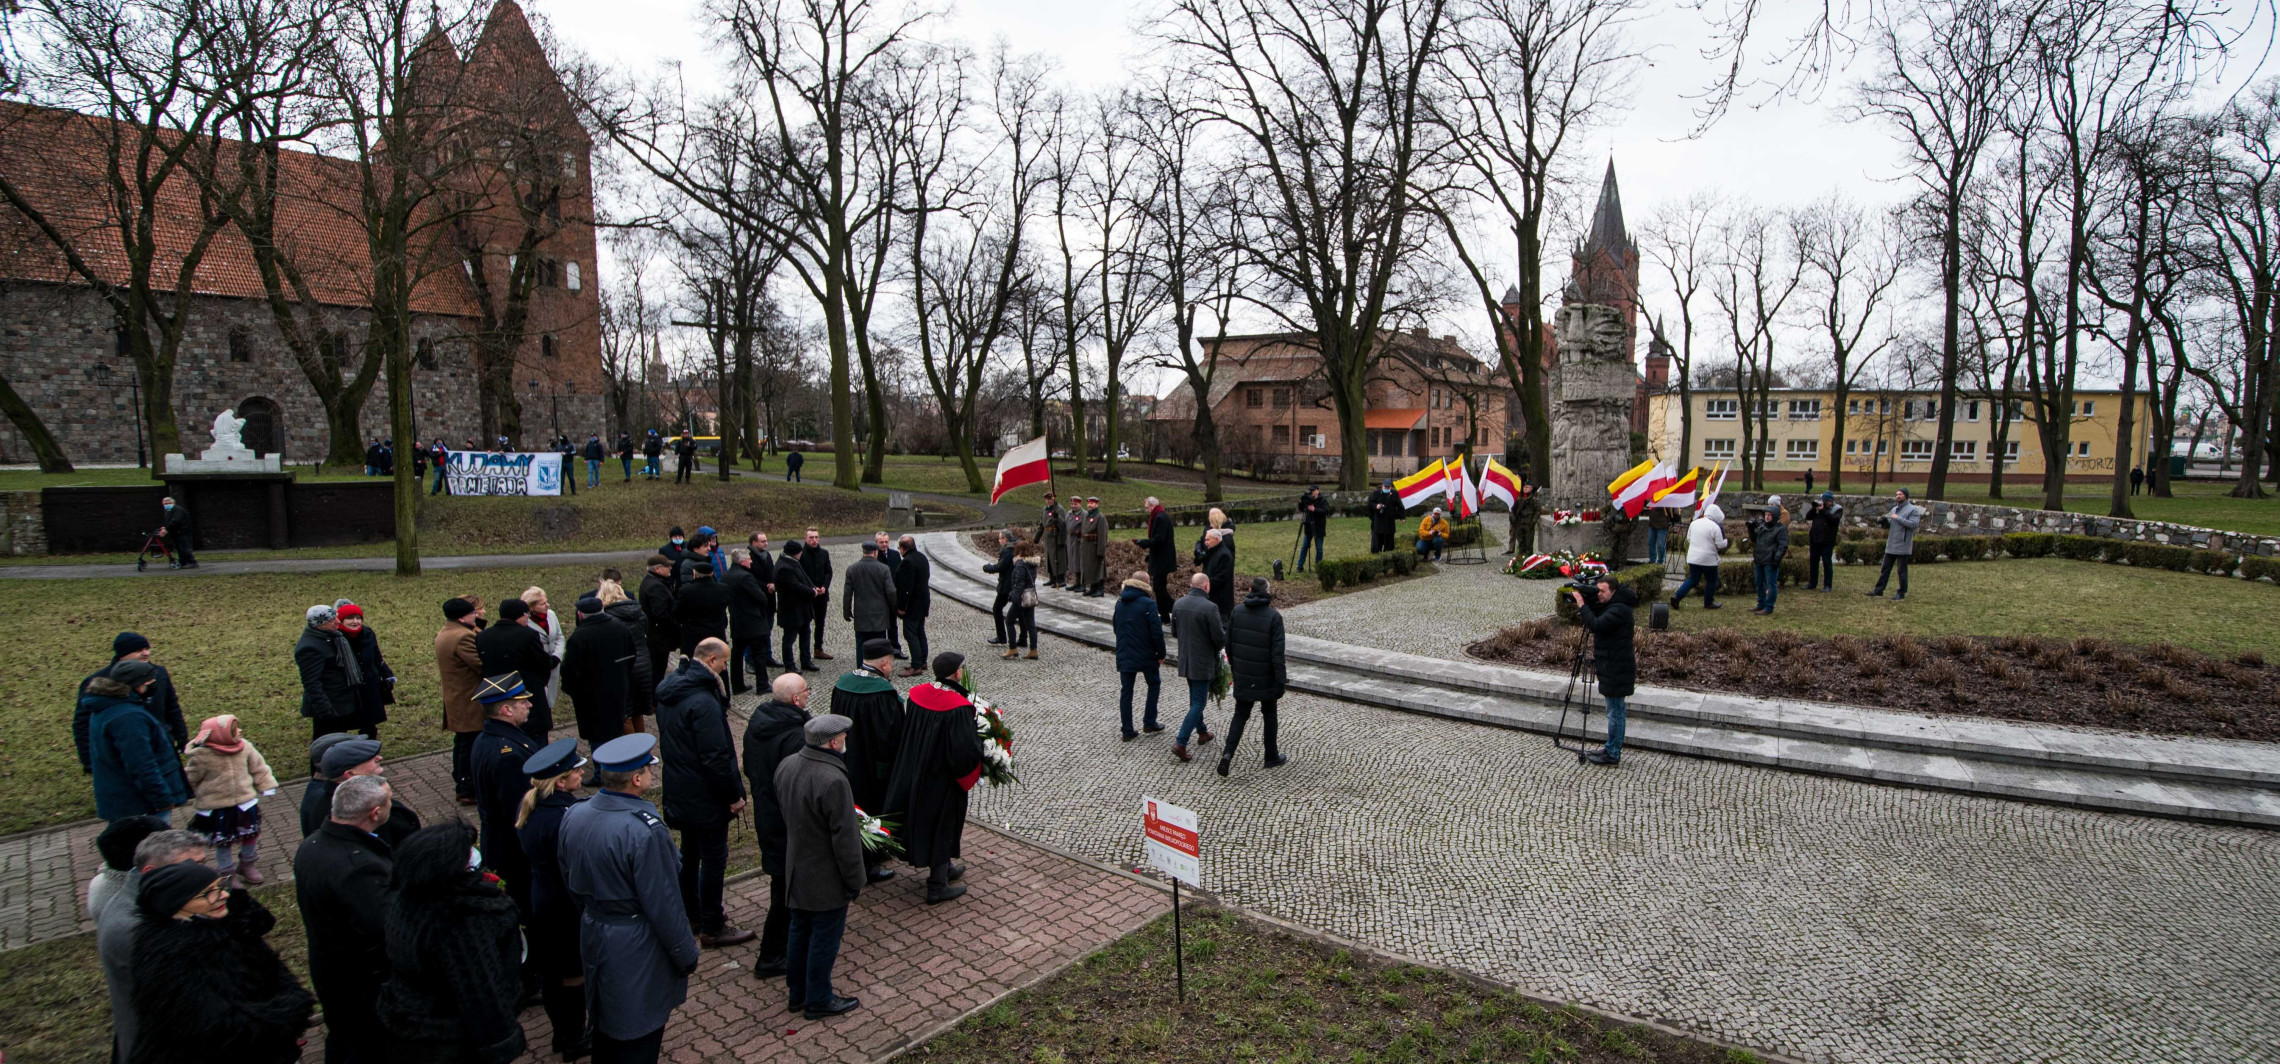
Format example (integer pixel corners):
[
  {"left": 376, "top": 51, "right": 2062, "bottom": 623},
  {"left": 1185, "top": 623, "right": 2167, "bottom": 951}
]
[{"left": 543, "top": 983, "right": 591, "bottom": 1061}]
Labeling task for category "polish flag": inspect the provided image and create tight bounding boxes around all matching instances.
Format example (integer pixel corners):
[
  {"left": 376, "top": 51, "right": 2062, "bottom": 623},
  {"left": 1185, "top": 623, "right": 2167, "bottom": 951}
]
[
  {"left": 1446, "top": 454, "right": 1477, "bottom": 518},
  {"left": 1650, "top": 466, "right": 1701, "bottom": 509},
  {"left": 1479, "top": 457, "right": 1522, "bottom": 510},
  {"left": 1395, "top": 460, "right": 1446, "bottom": 510},
  {"left": 990, "top": 436, "right": 1052, "bottom": 504}
]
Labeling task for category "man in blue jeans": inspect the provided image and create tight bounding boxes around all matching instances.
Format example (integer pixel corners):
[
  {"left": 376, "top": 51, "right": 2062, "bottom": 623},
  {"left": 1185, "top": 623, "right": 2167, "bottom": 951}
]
[
  {"left": 1747, "top": 496, "right": 1790, "bottom": 615},
  {"left": 1294, "top": 486, "right": 1329, "bottom": 572},
  {"left": 428, "top": 440, "right": 449, "bottom": 495},
  {"left": 1169, "top": 573, "right": 1223, "bottom": 762},
  {"left": 774, "top": 714, "right": 865, "bottom": 1021},
  {"left": 1112, "top": 571, "right": 1167, "bottom": 739},
  {"left": 1569, "top": 577, "right": 1637, "bottom": 766},
  {"left": 582, "top": 433, "right": 604, "bottom": 487}
]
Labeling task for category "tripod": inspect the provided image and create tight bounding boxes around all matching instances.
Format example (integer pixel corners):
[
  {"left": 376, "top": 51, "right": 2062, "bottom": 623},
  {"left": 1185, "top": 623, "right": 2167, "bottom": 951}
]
[{"left": 1548, "top": 619, "right": 1599, "bottom": 763}]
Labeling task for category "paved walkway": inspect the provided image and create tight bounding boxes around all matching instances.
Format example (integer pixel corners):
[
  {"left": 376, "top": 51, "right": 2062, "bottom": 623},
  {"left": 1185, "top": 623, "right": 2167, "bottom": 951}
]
[{"left": 1278, "top": 523, "right": 1575, "bottom": 661}]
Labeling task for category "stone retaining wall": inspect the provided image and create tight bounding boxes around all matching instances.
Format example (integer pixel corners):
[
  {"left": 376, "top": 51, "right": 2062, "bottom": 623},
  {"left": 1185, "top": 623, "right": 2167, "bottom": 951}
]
[
  {"left": 0, "top": 491, "right": 43, "bottom": 555},
  {"left": 1717, "top": 488, "right": 2280, "bottom": 558}
]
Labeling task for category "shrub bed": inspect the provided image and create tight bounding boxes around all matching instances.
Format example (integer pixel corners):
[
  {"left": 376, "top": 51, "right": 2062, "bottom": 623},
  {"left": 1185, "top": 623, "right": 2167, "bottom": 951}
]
[
  {"left": 1317, "top": 548, "right": 1423, "bottom": 590},
  {"left": 1761, "top": 531, "right": 2263, "bottom": 586},
  {"left": 1468, "top": 624, "right": 2280, "bottom": 742}
]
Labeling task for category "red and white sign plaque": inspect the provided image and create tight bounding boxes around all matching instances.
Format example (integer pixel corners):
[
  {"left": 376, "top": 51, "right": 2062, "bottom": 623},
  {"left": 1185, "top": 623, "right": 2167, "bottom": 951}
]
[{"left": 1142, "top": 796, "right": 1200, "bottom": 887}]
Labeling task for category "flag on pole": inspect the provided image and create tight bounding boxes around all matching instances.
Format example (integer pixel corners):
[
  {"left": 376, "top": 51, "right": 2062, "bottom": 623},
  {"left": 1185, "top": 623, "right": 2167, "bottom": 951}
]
[
  {"left": 990, "top": 435, "right": 1052, "bottom": 504},
  {"left": 1614, "top": 461, "right": 1674, "bottom": 518},
  {"left": 1447, "top": 454, "right": 1479, "bottom": 518},
  {"left": 1650, "top": 466, "right": 1701, "bottom": 509},
  {"left": 1606, "top": 459, "right": 1655, "bottom": 501},
  {"left": 1479, "top": 458, "right": 1522, "bottom": 510},
  {"left": 1702, "top": 462, "right": 1731, "bottom": 509},
  {"left": 1395, "top": 459, "right": 1446, "bottom": 510}
]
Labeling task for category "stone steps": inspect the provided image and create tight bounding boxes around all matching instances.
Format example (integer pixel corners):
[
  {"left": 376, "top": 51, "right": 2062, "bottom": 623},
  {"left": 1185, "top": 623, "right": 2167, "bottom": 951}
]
[{"left": 918, "top": 532, "right": 2280, "bottom": 827}]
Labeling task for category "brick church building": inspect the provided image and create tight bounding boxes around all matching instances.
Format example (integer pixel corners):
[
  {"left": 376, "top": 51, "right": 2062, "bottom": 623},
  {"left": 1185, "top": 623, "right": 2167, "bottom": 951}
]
[
  {"left": 1497, "top": 161, "right": 1665, "bottom": 437},
  {"left": 0, "top": 0, "right": 604, "bottom": 467}
]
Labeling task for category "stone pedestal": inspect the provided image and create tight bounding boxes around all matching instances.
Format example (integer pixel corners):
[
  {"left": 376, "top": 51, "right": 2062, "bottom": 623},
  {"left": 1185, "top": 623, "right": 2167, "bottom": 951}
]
[
  {"left": 887, "top": 491, "right": 916, "bottom": 529},
  {"left": 162, "top": 449, "right": 283, "bottom": 474},
  {"left": 1537, "top": 302, "right": 1635, "bottom": 558}
]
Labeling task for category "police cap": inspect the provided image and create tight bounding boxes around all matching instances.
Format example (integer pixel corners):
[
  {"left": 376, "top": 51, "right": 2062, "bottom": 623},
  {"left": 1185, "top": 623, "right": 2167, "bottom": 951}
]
[
  {"left": 593, "top": 733, "right": 659, "bottom": 772},
  {"left": 476, "top": 672, "right": 529, "bottom": 705},
  {"left": 523, "top": 736, "right": 587, "bottom": 779}
]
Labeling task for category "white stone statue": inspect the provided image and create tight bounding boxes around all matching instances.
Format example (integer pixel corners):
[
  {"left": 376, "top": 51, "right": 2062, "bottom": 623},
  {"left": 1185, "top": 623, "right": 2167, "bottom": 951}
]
[{"left": 209, "top": 409, "right": 247, "bottom": 453}]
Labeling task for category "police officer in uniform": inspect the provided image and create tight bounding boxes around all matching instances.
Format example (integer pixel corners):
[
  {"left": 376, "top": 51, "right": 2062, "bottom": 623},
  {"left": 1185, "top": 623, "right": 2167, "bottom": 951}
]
[
  {"left": 518, "top": 737, "right": 591, "bottom": 1062},
  {"left": 559, "top": 734, "right": 700, "bottom": 1064},
  {"left": 468, "top": 672, "right": 543, "bottom": 917}
]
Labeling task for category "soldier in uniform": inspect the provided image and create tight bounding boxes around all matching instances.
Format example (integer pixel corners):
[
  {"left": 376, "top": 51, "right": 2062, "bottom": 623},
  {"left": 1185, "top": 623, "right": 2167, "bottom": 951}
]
[
  {"left": 1038, "top": 493, "right": 1067, "bottom": 588},
  {"left": 560, "top": 733, "right": 698, "bottom": 1064},
  {"left": 468, "top": 672, "right": 543, "bottom": 917},
  {"left": 1062, "top": 504, "right": 1085, "bottom": 592},
  {"left": 1078, "top": 496, "right": 1108, "bottom": 596},
  {"left": 516, "top": 738, "right": 590, "bottom": 1061},
  {"left": 1511, "top": 483, "right": 1542, "bottom": 558}
]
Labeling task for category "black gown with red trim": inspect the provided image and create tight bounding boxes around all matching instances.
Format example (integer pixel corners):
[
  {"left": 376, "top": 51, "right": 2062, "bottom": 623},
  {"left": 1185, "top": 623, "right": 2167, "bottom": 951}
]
[{"left": 882, "top": 680, "right": 986, "bottom": 868}]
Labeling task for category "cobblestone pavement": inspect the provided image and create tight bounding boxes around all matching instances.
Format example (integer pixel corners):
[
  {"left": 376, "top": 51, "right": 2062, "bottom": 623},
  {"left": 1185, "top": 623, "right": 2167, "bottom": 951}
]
[
  {"left": 1280, "top": 523, "right": 1568, "bottom": 660},
  {"left": 911, "top": 597, "right": 2280, "bottom": 1064}
]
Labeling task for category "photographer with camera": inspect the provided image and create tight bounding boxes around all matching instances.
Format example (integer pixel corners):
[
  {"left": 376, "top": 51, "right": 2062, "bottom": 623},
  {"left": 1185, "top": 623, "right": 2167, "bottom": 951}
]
[
  {"left": 1867, "top": 489, "right": 1925, "bottom": 601},
  {"left": 1566, "top": 576, "right": 1638, "bottom": 767}
]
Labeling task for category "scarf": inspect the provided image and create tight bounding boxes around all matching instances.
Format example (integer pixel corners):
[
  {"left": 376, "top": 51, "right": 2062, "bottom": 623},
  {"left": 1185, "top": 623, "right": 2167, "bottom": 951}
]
[{"left": 327, "top": 627, "right": 363, "bottom": 687}]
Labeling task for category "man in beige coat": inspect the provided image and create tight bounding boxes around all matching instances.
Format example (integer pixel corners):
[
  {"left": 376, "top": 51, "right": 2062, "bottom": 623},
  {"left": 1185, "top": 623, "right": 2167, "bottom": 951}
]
[{"left": 434, "top": 597, "right": 487, "bottom": 805}]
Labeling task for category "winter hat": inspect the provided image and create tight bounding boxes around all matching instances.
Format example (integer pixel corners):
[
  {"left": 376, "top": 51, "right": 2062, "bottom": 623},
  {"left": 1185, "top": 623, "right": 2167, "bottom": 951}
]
[
  {"left": 1822, "top": 491, "right": 1835, "bottom": 501},
  {"left": 575, "top": 594, "right": 604, "bottom": 617},
  {"left": 931, "top": 651, "right": 966, "bottom": 682},
  {"left": 306, "top": 604, "right": 337, "bottom": 627},
  {"left": 110, "top": 659, "right": 158, "bottom": 690},
  {"left": 497, "top": 598, "right": 529, "bottom": 621},
  {"left": 1767, "top": 495, "right": 1782, "bottom": 508},
  {"left": 309, "top": 732, "right": 357, "bottom": 776},
  {"left": 96, "top": 818, "right": 158, "bottom": 872},
  {"left": 320, "top": 738, "right": 383, "bottom": 776},
  {"left": 188, "top": 715, "right": 244, "bottom": 754},
  {"left": 138, "top": 862, "right": 224, "bottom": 920},
  {"left": 804, "top": 714, "right": 853, "bottom": 745},
  {"left": 111, "top": 632, "right": 150, "bottom": 659},
  {"left": 443, "top": 597, "right": 476, "bottom": 621},
  {"left": 335, "top": 603, "right": 365, "bottom": 622}
]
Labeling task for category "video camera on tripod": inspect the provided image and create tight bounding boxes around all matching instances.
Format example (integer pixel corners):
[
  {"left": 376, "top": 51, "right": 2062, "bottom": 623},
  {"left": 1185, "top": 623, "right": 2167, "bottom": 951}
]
[{"left": 1550, "top": 584, "right": 1601, "bottom": 763}]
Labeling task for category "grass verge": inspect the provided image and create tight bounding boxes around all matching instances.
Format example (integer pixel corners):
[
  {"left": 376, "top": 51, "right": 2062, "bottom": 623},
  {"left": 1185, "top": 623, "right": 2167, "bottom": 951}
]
[{"left": 906, "top": 906, "right": 1767, "bottom": 1064}]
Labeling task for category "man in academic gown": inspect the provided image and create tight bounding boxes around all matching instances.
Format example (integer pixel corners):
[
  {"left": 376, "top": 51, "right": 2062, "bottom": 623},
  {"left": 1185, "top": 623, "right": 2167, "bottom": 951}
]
[
  {"left": 883, "top": 652, "right": 987, "bottom": 904},
  {"left": 829, "top": 640, "right": 905, "bottom": 884}
]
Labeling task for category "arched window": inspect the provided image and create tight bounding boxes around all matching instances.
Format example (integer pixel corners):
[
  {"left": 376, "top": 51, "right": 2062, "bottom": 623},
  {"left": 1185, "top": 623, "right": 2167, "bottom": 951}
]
[
  {"left": 541, "top": 334, "right": 558, "bottom": 359},
  {"left": 227, "top": 327, "right": 250, "bottom": 363},
  {"left": 416, "top": 337, "right": 438, "bottom": 370}
]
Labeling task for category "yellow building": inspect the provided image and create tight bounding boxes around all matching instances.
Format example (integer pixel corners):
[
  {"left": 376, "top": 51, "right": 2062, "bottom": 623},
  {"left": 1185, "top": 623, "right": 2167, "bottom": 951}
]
[{"left": 1645, "top": 387, "right": 2157, "bottom": 484}]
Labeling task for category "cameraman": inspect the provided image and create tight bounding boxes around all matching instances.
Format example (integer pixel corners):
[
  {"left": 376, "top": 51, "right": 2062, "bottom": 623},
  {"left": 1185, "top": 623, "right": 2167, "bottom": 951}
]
[{"left": 1566, "top": 576, "right": 1637, "bottom": 767}]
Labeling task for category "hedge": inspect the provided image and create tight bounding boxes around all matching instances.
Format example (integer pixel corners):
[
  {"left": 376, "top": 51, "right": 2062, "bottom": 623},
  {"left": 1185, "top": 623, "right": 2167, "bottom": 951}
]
[
  {"left": 1315, "top": 548, "right": 1423, "bottom": 590},
  {"left": 1743, "top": 530, "right": 2266, "bottom": 584},
  {"left": 1553, "top": 563, "right": 1667, "bottom": 624}
]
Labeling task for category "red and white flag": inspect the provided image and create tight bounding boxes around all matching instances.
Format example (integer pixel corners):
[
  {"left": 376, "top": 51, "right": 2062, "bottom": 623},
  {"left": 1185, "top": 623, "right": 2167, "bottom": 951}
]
[
  {"left": 1479, "top": 458, "right": 1523, "bottom": 510},
  {"left": 990, "top": 435, "right": 1052, "bottom": 504},
  {"left": 1446, "top": 454, "right": 1478, "bottom": 518}
]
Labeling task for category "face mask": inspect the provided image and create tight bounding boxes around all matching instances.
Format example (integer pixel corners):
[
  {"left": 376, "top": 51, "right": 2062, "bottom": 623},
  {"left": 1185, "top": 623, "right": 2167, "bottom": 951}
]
[
  {"left": 162, "top": 504, "right": 174, "bottom": 511},
  {"left": 468, "top": 846, "right": 482, "bottom": 871},
  {"left": 671, "top": 537, "right": 684, "bottom": 545}
]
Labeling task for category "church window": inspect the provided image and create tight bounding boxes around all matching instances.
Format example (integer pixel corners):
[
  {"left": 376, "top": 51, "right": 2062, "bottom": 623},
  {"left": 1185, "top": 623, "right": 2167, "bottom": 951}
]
[
  {"left": 542, "top": 334, "right": 559, "bottom": 359},
  {"left": 416, "top": 337, "right": 438, "bottom": 370},
  {"left": 227, "top": 327, "right": 250, "bottom": 363},
  {"left": 565, "top": 262, "right": 582, "bottom": 292}
]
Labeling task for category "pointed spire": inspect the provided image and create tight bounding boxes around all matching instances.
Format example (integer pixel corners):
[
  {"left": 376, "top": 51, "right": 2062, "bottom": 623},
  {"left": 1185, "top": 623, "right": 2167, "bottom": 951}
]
[
  {"left": 1499, "top": 283, "right": 1523, "bottom": 306},
  {"left": 1584, "top": 159, "right": 1629, "bottom": 255}
]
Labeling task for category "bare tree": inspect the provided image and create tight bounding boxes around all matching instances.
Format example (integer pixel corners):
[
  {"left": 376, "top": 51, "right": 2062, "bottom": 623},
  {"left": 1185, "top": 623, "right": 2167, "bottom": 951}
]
[
  {"left": 1639, "top": 190, "right": 1721, "bottom": 471},
  {"left": 1157, "top": 0, "right": 1452, "bottom": 491},
  {"left": 1134, "top": 77, "right": 1242, "bottom": 500},
  {"left": 1042, "top": 94, "right": 1096, "bottom": 470},
  {"left": 1793, "top": 193, "right": 1901, "bottom": 492},
  {"left": 1426, "top": 0, "right": 1641, "bottom": 489},
  {"left": 1084, "top": 87, "right": 1167, "bottom": 480},
  {"left": 2187, "top": 81, "right": 2280, "bottom": 498},
  {"left": 1710, "top": 203, "right": 1802, "bottom": 490},
  {"left": 2083, "top": 105, "right": 2193, "bottom": 515}
]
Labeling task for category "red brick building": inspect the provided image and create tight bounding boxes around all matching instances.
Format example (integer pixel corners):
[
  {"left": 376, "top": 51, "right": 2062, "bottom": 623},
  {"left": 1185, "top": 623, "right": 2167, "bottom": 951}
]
[
  {"left": 0, "top": 1, "right": 603, "bottom": 464},
  {"left": 1495, "top": 161, "right": 1659, "bottom": 437}
]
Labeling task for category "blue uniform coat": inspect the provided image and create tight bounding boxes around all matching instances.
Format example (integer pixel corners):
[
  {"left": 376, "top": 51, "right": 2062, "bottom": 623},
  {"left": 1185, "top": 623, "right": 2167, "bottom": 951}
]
[{"left": 560, "top": 790, "right": 699, "bottom": 1039}]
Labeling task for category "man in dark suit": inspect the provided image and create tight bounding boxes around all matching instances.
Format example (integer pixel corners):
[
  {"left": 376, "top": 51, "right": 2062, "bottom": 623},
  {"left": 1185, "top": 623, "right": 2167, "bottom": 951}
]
[
  {"left": 801, "top": 528, "right": 836, "bottom": 661},
  {"left": 294, "top": 774, "right": 396, "bottom": 1064},
  {"left": 724, "top": 548, "right": 774, "bottom": 695},
  {"left": 1133, "top": 497, "right": 1178, "bottom": 625},
  {"left": 774, "top": 540, "right": 820, "bottom": 672},
  {"left": 981, "top": 529, "right": 1015, "bottom": 645},
  {"left": 638, "top": 555, "right": 680, "bottom": 684},
  {"left": 748, "top": 532, "right": 781, "bottom": 665},
  {"left": 892, "top": 535, "right": 932, "bottom": 678},
  {"left": 871, "top": 531, "right": 905, "bottom": 659}
]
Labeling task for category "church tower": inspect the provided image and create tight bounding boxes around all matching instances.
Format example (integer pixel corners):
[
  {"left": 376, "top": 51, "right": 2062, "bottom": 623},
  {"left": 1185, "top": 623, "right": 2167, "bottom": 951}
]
[{"left": 1566, "top": 160, "right": 1641, "bottom": 368}]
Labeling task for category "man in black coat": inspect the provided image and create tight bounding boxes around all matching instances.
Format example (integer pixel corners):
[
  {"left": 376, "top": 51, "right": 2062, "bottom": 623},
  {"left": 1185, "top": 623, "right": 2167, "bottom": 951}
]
[
  {"left": 740, "top": 673, "right": 811, "bottom": 979},
  {"left": 893, "top": 535, "right": 932, "bottom": 678},
  {"left": 642, "top": 431, "right": 664, "bottom": 479},
  {"left": 871, "top": 531, "right": 905, "bottom": 659},
  {"left": 1133, "top": 498, "right": 1179, "bottom": 625},
  {"left": 747, "top": 532, "right": 781, "bottom": 664},
  {"left": 674, "top": 559, "right": 731, "bottom": 659},
  {"left": 294, "top": 774, "right": 396, "bottom": 1064},
  {"left": 1570, "top": 578, "right": 1638, "bottom": 767},
  {"left": 1367, "top": 479, "right": 1401, "bottom": 554},
  {"left": 300, "top": 737, "right": 422, "bottom": 849},
  {"left": 725, "top": 547, "right": 775, "bottom": 694},
  {"left": 1803, "top": 491, "right": 1844, "bottom": 591},
  {"left": 158, "top": 495, "right": 196, "bottom": 567},
  {"left": 981, "top": 529, "right": 1016, "bottom": 645},
  {"left": 653, "top": 639, "right": 754, "bottom": 947},
  {"left": 829, "top": 640, "right": 904, "bottom": 884},
  {"left": 676, "top": 535, "right": 719, "bottom": 588},
  {"left": 801, "top": 528, "right": 836, "bottom": 660},
  {"left": 468, "top": 673, "right": 544, "bottom": 915},
  {"left": 784, "top": 448, "right": 804, "bottom": 482},
  {"left": 76, "top": 632, "right": 189, "bottom": 777},
  {"left": 673, "top": 432, "right": 697, "bottom": 483},
  {"left": 476, "top": 598, "right": 556, "bottom": 742},
  {"left": 776, "top": 541, "right": 820, "bottom": 671},
  {"left": 1201, "top": 529, "right": 1237, "bottom": 623},
  {"left": 883, "top": 653, "right": 986, "bottom": 905},
  {"left": 560, "top": 595, "right": 636, "bottom": 748},
  {"left": 638, "top": 555, "right": 680, "bottom": 684},
  {"left": 1295, "top": 487, "right": 1329, "bottom": 573},
  {"left": 1220, "top": 577, "right": 1289, "bottom": 776}
]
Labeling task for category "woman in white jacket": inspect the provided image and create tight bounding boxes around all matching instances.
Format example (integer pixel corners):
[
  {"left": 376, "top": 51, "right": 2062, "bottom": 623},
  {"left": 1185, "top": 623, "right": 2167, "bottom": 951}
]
[
  {"left": 520, "top": 586, "right": 566, "bottom": 708},
  {"left": 1668, "top": 503, "right": 1729, "bottom": 609}
]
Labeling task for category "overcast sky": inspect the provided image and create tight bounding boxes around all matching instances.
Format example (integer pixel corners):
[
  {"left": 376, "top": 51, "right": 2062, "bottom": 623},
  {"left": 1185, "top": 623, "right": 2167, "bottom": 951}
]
[{"left": 533, "top": 0, "right": 2271, "bottom": 394}]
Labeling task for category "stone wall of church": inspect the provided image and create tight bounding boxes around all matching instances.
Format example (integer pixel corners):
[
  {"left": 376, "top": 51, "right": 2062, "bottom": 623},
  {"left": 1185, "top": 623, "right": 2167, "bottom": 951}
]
[{"left": 0, "top": 283, "right": 604, "bottom": 465}]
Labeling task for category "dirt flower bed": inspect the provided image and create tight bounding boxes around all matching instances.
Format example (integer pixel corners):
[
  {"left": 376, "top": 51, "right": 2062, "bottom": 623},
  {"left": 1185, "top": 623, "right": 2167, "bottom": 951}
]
[
  {"left": 1469, "top": 619, "right": 2280, "bottom": 742},
  {"left": 966, "top": 530, "right": 1330, "bottom": 608}
]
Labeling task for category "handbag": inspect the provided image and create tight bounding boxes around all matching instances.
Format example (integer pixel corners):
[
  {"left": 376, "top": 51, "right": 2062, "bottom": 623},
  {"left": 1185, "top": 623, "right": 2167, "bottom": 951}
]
[{"left": 1020, "top": 589, "right": 1038, "bottom": 608}]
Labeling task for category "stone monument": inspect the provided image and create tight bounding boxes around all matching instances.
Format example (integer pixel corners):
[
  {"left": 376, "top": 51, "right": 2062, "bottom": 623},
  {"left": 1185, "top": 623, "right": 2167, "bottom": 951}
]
[
  {"left": 1538, "top": 302, "right": 1636, "bottom": 558},
  {"left": 163, "top": 409, "right": 284, "bottom": 474}
]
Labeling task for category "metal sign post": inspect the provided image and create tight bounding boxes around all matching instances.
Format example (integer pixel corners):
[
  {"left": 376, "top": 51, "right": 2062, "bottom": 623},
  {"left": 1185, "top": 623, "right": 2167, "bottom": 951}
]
[{"left": 1143, "top": 796, "right": 1201, "bottom": 1004}]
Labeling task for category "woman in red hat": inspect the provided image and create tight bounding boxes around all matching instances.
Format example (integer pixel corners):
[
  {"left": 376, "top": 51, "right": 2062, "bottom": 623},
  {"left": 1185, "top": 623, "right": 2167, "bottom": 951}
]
[{"left": 335, "top": 603, "right": 397, "bottom": 740}]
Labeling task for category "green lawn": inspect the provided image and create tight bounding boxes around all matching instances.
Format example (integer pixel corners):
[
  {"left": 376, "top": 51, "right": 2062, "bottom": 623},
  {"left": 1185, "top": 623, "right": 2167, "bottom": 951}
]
[
  {"left": 907, "top": 907, "right": 1762, "bottom": 1064},
  {"left": 0, "top": 475, "right": 971, "bottom": 566},
  {"left": 1668, "top": 557, "right": 2278, "bottom": 658},
  {"left": 0, "top": 563, "right": 611, "bottom": 833},
  {"left": 1756, "top": 472, "right": 2280, "bottom": 537}
]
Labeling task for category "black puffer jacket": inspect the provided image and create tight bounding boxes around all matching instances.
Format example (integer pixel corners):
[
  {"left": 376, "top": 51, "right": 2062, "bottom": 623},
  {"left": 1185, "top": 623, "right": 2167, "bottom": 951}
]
[
  {"left": 128, "top": 890, "right": 314, "bottom": 1064},
  {"left": 1226, "top": 590, "right": 1287, "bottom": 701},
  {"left": 373, "top": 825, "right": 526, "bottom": 1064},
  {"left": 1575, "top": 584, "right": 1638, "bottom": 698},
  {"left": 604, "top": 598, "right": 655, "bottom": 716}
]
